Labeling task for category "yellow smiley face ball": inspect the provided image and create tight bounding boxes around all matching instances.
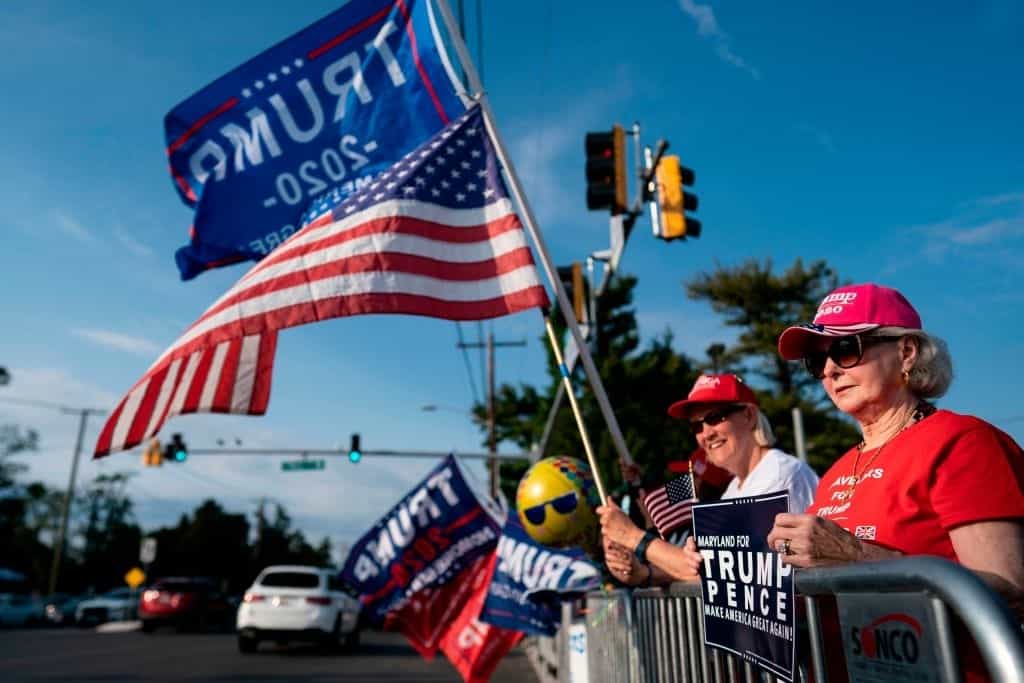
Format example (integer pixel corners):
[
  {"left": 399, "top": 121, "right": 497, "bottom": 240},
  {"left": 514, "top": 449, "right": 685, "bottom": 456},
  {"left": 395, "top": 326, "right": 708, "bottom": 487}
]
[{"left": 515, "top": 456, "right": 601, "bottom": 549}]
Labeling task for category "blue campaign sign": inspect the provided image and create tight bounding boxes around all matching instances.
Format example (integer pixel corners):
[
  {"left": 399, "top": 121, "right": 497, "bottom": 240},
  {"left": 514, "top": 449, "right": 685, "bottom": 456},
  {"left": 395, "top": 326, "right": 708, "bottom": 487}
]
[
  {"left": 692, "top": 492, "right": 795, "bottom": 682},
  {"left": 480, "top": 515, "right": 600, "bottom": 636},
  {"left": 165, "top": 0, "right": 466, "bottom": 279},
  {"left": 339, "top": 455, "right": 502, "bottom": 625}
]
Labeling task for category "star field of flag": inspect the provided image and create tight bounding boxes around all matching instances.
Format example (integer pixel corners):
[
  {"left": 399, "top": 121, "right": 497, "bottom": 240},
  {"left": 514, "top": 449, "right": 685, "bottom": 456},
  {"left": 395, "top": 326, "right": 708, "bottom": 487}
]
[
  {"left": 666, "top": 473, "right": 695, "bottom": 505},
  {"left": 302, "top": 107, "right": 505, "bottom": 227}
]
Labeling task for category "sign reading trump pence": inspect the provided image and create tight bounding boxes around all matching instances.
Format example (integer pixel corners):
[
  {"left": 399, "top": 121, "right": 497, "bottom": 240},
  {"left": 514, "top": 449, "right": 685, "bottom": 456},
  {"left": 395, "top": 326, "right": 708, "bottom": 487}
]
[{"left": 692, "top": 492, "right": 795, "bottom": 681}]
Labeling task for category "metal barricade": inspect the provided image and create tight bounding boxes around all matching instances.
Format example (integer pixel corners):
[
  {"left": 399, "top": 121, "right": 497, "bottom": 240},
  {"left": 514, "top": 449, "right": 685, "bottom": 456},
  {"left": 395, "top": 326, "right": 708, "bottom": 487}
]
[{"left": 578, "top": 557, "right": 1024, "bottom": 683}]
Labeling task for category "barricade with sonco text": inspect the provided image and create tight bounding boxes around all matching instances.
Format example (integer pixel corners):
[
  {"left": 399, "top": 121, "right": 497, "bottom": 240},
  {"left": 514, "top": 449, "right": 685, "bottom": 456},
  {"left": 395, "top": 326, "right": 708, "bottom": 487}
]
[{"left": 570, "top": 557, "right": 1024, "bottom": 683}]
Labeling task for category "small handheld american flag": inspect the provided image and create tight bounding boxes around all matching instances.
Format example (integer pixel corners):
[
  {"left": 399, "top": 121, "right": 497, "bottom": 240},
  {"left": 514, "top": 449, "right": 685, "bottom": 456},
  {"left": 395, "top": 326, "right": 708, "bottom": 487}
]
[{"left": 640, "top": 471, "right": 697, "bottom": 538}]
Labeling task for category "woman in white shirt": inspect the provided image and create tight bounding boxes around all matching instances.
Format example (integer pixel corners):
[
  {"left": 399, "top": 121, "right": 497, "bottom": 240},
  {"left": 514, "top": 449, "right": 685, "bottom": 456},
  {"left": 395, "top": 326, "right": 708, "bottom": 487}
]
[{"left": 599, "top": 373, "right": 819, "bottom": 585}]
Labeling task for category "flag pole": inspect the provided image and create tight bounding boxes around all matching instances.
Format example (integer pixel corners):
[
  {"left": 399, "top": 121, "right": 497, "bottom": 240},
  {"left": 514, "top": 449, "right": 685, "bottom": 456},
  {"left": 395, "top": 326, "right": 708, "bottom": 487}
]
[
  {"left": 541, "top": 316, "right": 608, "bottom": 503},
  {"left": 433, "top": 0, "right": 635, "bottom": 486}
]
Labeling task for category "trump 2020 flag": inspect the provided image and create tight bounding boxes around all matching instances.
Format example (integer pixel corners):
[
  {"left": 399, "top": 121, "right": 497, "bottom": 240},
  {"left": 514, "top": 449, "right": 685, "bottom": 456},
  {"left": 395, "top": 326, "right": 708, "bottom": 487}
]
[
  {"left": 481, "top": 514, "right": 600, "bottom": 636},
  {"left": 340, "top": 455, "right": 504, "bottom": 655},
  {"left": 94, "top": 104, "right": 549, "bottom": 457},
  {"left": 165, "top": 0, "right": 466, "bottom": 279}
]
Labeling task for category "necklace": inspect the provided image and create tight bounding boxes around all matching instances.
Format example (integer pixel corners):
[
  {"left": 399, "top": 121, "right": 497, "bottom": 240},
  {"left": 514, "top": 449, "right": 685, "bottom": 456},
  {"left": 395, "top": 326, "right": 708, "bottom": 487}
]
[{"left": 845, "top": 402, "right": 934, "bottom": 500}]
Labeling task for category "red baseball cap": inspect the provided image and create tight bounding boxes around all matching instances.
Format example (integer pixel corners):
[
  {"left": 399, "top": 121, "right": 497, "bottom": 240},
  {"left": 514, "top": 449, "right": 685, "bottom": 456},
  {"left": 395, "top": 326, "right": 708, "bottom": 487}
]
[
  {"left": 667, "top": 448, "right": 732, "bottom": 487},
  {"left": 777, "top": 283, "right": 922, "bottom": 360},
  {"left": 666, "top": 373, "right": 759, "bottom": 419}
]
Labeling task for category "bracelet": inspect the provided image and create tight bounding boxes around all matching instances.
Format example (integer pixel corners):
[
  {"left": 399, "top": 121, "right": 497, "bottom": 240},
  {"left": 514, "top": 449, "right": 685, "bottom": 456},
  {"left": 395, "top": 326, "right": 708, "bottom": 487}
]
[
  {"left": 634, "top": 529, "right": 658, "bottom": 564},
  {"left": 641, "top": 563, "right": 654, "bottom": 588}
]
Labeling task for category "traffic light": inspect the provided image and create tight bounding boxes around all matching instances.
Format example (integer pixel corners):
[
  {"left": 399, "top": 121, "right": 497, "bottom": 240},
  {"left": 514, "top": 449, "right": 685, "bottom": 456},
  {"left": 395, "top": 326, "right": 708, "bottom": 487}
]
[
  {"left": 348, "top": 433, "right": 362, "bottom": 464},
  {"left": 142, "top": 438, "right": 163, "bottom": 467},
  {"left": 584, "top": 125, "right": 627, "bottom": 214},
  {"left": 555, "top": 262, "right": 587, "bottom": 324},
  {"left": 163, "top": 433, "right": 188, "bottom": 463},
  {"left": 653, "top": 155, "right": 701, "bottom": 240}
]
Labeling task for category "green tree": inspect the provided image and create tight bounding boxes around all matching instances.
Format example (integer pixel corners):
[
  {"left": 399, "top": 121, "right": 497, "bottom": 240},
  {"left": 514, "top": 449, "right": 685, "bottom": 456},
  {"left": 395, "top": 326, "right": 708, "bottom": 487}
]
[
  {"left": 0, "top": 426, "right": 56, "bottom": 591},
  {"left": 74, "top": 472, "right": 142, "bottom": 591},
  {"left": 0, "top": 424, "right": 38, "bottom": 489},
  {"left": 686, "top": 258, "right": 859, "bottom": 471}
]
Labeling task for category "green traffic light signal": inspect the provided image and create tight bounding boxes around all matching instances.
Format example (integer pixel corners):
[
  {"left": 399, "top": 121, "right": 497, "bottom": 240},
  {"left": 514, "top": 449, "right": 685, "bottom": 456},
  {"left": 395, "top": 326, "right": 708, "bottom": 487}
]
[
  {"left": 348, "top": 433, "right": 361, "bottom": 464},
  {"left": 166, "top": 433, "right": 188, "bottom": 463}
]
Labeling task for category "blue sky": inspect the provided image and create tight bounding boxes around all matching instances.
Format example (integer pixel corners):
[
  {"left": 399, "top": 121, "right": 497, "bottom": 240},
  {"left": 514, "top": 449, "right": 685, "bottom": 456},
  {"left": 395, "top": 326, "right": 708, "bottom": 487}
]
[{"left": 1, "top": 0, "right": 1022, "bottom": 562}]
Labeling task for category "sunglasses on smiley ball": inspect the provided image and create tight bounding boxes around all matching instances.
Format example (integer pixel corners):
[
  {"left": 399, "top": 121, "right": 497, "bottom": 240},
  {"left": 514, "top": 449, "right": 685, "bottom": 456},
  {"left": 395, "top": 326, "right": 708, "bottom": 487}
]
[
  {"left": 522, "top": 492, "right": 578, "bottom": 526},
  {"left": 802, "top": 334, "right": 901, "bottom": 379}
]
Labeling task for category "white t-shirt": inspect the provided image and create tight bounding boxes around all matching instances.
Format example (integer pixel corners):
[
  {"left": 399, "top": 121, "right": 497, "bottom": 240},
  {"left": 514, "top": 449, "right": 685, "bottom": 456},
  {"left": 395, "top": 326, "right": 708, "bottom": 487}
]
[{"left": 722, "top": 448, "right": 819, "bottom": 513}]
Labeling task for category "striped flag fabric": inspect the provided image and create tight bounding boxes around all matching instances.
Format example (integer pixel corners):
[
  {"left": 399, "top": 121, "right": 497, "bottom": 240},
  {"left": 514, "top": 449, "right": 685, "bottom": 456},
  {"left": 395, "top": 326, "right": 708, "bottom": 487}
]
[
  {"left": 640, "top": 472, "right": 697, "bottom": 538},
  {"left": 94, "top": 104, "right": 549, "bottom": 457}
]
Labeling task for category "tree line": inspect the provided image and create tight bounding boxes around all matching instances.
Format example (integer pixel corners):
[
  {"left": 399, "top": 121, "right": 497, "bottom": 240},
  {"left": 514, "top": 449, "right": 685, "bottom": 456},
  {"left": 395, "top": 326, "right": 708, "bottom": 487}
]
[{"left": 0, "top": 426, "right": 332, "bottom": 595}]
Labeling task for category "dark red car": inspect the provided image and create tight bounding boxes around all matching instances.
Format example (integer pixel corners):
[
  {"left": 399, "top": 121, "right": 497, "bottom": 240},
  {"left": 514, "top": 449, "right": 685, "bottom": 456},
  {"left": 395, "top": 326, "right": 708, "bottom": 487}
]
[{"left": 139, "top": 578, "right": 234, "bottom": 633}]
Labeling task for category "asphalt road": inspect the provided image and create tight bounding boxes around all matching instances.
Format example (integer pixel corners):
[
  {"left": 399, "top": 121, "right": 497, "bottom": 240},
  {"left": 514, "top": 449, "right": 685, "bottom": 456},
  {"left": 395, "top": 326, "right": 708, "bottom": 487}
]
[{"left": 0, "top": 626, "right": 540, "bottom": 682}]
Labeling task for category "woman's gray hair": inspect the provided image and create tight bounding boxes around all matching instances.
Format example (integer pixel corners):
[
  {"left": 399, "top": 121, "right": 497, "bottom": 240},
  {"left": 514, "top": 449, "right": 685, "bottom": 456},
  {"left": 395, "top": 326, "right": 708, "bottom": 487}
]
[
  {"left": 751, "top": 407, "right": 777, "bottom": 447},
  {"left": 873, "top": 326, "right": 954, "bottom": 399}
]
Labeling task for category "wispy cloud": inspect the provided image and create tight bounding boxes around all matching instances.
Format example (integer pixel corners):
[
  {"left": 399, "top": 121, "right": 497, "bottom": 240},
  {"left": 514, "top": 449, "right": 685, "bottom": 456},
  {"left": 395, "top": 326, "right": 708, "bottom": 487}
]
[
  {"left": 913, "top": 190, "right": 1024, "bottom": 263},
  {"left": 53, "top": 210, "right": 95, "bottom": 243},
  {"left": 506, "top": 72, "right": 634, "bottom": 227},
  {"left": 677, "top": 0, "right": 760, "bottom": 79},
  {"left": 794, "top": 122, "right": 836, "bottom": 153},
  {"left": 70, "top": 328, "right": 162, "bottom": 356},
  {"left": 961, "top": 192, "right": 1024, "bottom": 209},
  {"left": 114, "top": 230, "right": 154, "bottom": 258}
]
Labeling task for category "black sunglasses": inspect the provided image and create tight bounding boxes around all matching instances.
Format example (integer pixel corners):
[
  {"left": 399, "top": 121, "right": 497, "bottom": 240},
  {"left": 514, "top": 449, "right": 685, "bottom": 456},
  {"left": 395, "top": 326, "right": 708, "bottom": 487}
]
[
  {"left": 523, "top": 491, "right": 578, "bottom": 526},
  {"left": 803, "top": 335, "right": 901, "bottom": 379},
  {"left": 689, "top": 404, "right": 746, "bottom": 435}
]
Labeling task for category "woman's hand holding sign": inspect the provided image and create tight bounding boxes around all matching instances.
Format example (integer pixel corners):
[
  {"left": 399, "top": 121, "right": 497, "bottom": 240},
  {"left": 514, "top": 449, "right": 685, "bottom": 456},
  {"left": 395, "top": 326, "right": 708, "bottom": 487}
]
[{"left": 766, "top": 513, "right": 901, "bottom": 567}]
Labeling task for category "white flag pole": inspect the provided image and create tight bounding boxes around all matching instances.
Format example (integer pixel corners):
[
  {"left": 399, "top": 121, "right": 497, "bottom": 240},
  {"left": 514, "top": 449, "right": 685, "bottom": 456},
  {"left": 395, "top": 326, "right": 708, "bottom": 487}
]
[{"left": 433, "top": 0, "right": 635, "bottom": 492}]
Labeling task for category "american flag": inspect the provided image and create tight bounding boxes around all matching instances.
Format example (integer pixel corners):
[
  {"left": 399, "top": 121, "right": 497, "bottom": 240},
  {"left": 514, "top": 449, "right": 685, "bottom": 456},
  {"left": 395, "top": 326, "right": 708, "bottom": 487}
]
[
  {"left": 641, "top": 472, "right": 696, "bottom": 538},
  {"left": 94, "top": 105, "right": 549, "bottom": 457}
]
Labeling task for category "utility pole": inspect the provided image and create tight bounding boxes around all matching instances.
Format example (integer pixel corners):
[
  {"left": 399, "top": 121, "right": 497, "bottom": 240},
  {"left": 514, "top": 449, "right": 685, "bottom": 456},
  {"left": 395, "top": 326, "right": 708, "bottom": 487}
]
[
  {"left": 458, "top": 331, "right": 525, "bottom": 498},
  {"left": 48, "top": 406, "right": 106, "bottom": 595}
]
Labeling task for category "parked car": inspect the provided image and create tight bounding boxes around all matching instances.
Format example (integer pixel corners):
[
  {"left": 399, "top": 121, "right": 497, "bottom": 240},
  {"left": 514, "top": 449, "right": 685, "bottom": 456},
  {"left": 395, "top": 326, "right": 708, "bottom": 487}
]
[
  {"left": 139, "top": 577, "right": 234, "bottom": 632},
  {"left": 42, "top": 593, "right": 86, "bottom": 626},
  {"left": 236, "top": 565, "right": 360, "bottom": 654},
  {"left": 75, "top": 588, "right": 136, "bottom": 626},
  {"left": 0, "top": 594, "right": 44, "bottom": 627}
]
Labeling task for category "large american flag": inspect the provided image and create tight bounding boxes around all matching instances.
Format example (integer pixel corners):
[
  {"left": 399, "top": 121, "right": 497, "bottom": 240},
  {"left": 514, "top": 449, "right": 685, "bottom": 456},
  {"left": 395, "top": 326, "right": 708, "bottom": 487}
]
[
  {"left": 94, "top": 105, "right": 549, "bottom": 457},
  {"left": 641, "top": 472, "right": 697, "bottom": 538}
]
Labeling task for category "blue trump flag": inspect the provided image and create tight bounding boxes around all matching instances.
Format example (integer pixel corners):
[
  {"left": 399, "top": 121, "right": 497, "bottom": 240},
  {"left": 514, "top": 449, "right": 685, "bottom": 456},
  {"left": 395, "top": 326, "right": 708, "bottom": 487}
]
[
  {"left": 480, "top": 515, "right": 601, "bottom": 636},
  {"left": 692, "top": 492, "right": 795, "bottom": 682},
  {"left": 340, "top": 455, "right": 503, "bottom": 626},
  {"left": 164, "top": 0, "right": 466, "bottom": 279}
]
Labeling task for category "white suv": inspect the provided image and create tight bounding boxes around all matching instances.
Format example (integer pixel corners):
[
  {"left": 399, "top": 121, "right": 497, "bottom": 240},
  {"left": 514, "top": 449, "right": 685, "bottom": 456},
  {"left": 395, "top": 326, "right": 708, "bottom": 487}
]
[{"left": 236, "top": 565, "right": 361, "bottom": 654}]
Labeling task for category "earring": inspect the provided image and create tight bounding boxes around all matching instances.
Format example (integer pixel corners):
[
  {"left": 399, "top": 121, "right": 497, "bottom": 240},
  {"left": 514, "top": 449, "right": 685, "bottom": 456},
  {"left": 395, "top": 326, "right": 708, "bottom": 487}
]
[{"left": 901, "top": 369, "right": 910, "bottom": 384}]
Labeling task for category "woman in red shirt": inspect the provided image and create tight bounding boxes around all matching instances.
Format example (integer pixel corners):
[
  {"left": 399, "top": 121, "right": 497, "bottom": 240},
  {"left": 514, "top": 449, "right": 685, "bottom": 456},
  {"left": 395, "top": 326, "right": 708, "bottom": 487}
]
[{"left": 766, "top": 283, "right": 1024, "bottom": 679}]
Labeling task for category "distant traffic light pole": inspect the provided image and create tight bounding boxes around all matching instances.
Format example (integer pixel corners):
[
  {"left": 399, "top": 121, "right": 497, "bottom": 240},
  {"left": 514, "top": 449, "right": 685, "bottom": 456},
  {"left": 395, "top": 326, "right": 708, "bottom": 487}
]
[{"left": 48, "top": 405, "right": 107, "bottom": 595}]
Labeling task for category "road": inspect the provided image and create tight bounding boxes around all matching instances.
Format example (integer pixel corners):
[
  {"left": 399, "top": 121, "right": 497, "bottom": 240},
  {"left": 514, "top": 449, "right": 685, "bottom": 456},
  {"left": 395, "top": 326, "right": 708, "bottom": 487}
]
[{"left": 0, "top": 626, "right": 540, "bottom": 682}]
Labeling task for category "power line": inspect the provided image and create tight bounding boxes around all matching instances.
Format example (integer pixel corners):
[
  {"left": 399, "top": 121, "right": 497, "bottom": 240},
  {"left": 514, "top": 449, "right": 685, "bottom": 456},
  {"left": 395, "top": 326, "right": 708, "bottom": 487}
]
[{"left": 454, "top": 322, "right": 481, "bottom": 403}]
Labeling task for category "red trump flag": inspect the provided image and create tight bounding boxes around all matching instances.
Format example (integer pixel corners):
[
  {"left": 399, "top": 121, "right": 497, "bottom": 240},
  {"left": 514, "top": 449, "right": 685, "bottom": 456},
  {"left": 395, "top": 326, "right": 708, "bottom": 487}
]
[{"left": 95, "top": 105, "right": 549, "bottom": 457}]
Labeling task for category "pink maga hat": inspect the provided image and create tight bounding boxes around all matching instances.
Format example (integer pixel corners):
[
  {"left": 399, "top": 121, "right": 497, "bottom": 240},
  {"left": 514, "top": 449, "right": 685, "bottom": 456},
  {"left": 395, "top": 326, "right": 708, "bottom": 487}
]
[
  {"left": 666, "top": 374, "right": 759, "bottom": 419},
  {"left": 777, "top": 283, "right": 922, "bottom": 360}
]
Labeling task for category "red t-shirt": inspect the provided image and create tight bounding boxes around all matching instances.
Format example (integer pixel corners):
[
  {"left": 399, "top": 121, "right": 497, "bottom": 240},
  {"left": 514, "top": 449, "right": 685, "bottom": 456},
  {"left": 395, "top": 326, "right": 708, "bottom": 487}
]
[
  {"left": 807, "top": 410, "right": 1024, "bottom": 682},
  {"left": 808, "top": 410, "right": 1024, "bottom": 556}
]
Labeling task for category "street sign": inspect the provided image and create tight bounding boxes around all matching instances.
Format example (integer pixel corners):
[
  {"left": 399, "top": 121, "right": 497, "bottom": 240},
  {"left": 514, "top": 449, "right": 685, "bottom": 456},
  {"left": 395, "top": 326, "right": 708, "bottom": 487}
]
[
  {"left": 124, "top": 567, "right": 146, "bottom": 589},
  {"left": 281, "top": 459, "right": 326, "bottom": 472},
  {"left": 140, "top": 537, "right": 157, "bottom": 565}
]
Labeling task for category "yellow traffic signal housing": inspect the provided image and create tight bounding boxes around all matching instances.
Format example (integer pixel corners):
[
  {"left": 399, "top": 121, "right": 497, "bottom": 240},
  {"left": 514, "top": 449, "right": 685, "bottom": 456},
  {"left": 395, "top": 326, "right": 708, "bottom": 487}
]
[
  {"left": 655, "top": 155, "right": 701, "bottom": 240},
  {"left": 142, "top": 438, "right": 163, "bottom": 467}
]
